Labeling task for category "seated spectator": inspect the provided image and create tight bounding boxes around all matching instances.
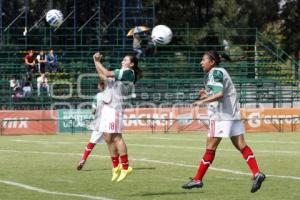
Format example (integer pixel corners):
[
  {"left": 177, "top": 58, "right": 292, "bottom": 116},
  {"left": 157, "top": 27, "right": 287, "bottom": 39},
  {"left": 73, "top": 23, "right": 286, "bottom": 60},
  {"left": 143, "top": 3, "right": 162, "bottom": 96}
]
[
  {"left": 10, "top": 76, "right": 21, "bottom": 91},
  {"left": 22, "top": 81, "right": 32, "bottom": 97},
  {"left": 24, "top": 50, "right": 36, "bottom": 76},
  {"left": 9, "top": 76, "right": 22, "bottom": 98},
  {"left": 36, "top": 50, "right": 47, "bottom": 73},
  {"left": 37, "top": 73, "right": 50, "bottom": 96},
  {"left": 46, "top": 49, "right": 59, "bottom": 73}
]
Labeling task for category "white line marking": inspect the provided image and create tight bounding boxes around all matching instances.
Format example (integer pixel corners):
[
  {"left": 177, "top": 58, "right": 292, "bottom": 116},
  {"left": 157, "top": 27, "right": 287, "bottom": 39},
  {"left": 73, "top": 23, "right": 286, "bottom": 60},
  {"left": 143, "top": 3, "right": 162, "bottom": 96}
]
[
  {"left": 135, "top": 158, "right": 300, "bottom": 181},
  {"left": 10, "top": 139, "right": 300, "bottom": 154},
  {"left": 146, "top": 136, "right": 300, "bottom": 144},
  {"left": 12, "top": 139, "right": 86, "bottom": 145},
  {"left": 128, "top": 144, "right": 300, "bottom": 155},
  {"left": 0, "top": 149, "right": 300, "bottom": 181},
  {"left": 0, "top": 179, "right": 115, "bottom": 200}
]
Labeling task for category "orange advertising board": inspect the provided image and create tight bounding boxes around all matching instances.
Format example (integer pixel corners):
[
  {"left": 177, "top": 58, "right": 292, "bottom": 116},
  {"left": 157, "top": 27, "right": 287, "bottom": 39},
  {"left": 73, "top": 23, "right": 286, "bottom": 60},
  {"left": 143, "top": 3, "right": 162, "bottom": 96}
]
[
  {"left": 123, "top": 107, "right": 209, "bottom": 132},
  {"left": 242, "top": 108, "right": 300, "bottom": 132},
  {"left": 0, "top": 110, "right": 58, "bottom": 135},
  {"left": 0, "top": 108, "right": 299, "bottom": 135},
  {"left": 123, "top": 107, "right": 300, "bottom": 132}
]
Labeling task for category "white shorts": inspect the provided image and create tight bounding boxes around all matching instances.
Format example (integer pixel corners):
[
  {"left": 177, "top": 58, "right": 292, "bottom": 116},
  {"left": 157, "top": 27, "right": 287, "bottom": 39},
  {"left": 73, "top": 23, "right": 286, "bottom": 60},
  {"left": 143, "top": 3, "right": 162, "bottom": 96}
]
[
  {"left": 90, "top": 131, "right": 105, "bottom": 144},
  {"left": 208, "top": 119, "right": 245, "bottom": 138},
  {"left": 98, "top": 105, "right": 123, "bottom": 134}
]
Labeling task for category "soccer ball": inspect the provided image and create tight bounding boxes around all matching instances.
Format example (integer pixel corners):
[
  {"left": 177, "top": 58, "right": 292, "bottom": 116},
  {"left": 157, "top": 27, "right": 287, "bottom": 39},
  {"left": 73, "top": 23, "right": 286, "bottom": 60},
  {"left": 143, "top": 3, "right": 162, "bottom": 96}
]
[
  {"left": 151, "top": 25, "right": 173, "bottom": 45},
  {"left": 46, "top": 9, "right": 64, "bottom": 27}
]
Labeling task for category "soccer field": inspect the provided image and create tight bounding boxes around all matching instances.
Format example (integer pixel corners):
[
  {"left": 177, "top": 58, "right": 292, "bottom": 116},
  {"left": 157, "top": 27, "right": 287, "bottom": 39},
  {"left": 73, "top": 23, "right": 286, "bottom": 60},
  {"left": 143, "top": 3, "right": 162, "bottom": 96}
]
[{"left": 0, "top": 132, "right": 300, "bottom": 200}]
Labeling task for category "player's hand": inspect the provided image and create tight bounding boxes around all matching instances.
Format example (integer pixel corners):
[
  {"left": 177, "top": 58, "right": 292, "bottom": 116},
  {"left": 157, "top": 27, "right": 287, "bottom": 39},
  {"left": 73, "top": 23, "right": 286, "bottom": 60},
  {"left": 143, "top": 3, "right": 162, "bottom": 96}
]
[
  {"left": 93, "top": 52, "right": 103, "bottom": 62},
  {"left": 199, "top": 88, "right": 208, "bottom": 99}
]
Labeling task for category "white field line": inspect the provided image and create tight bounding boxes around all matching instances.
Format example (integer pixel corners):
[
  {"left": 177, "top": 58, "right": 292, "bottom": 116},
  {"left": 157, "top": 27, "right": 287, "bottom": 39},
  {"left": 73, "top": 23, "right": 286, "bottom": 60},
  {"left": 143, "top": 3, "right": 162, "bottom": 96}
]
[
  {"left": 0, "top": 179, "right": 115, "bottom": 200},
  {"left": 0, "top": 149, "right": 300, "bottom": 181},
  {"left": 127, "top": 143, "right": 300, "bottom": 155},
  {"left": 10, "top": 139, "right": 300, "bottom": 154},
  {"left": 145, "top": 136, "right": 300, "bottom": 144}
]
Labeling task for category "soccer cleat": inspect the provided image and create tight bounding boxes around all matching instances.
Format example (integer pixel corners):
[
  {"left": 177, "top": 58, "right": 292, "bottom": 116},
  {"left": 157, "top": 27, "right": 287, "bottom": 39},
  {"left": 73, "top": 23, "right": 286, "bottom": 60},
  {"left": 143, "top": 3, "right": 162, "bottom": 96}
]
[
  {"left": 182, "top": 178, "right": 203, "bottom": 189},
  {"left": 116, "top": 166, "right": 133, "bottom": 182},
  {"left": 111, "top": 164, "right": 122, "bottom": 182},
  {"left": 251, "top": 172, "right": 266, "bottom": 193},
  {"left": 76, "top": 160, "right": 86, "bottom": 171}
]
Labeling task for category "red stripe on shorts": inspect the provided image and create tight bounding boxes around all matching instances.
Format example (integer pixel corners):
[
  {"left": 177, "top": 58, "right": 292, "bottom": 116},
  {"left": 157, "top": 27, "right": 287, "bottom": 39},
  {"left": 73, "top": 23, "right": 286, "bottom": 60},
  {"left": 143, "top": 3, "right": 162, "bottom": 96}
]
[
  {"left": 210, "top": 120, "right": 215, "bottom": 137},
  {"left": 115, "top": 111, "right": 119, "bottom": 133}
]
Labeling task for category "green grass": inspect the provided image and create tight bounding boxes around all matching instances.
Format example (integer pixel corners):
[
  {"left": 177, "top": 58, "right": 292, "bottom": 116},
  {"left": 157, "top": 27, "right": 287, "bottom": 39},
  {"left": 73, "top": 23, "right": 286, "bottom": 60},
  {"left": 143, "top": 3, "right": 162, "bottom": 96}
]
[{"left": 1, "top": 132, "right": 300, "bottom": 200}]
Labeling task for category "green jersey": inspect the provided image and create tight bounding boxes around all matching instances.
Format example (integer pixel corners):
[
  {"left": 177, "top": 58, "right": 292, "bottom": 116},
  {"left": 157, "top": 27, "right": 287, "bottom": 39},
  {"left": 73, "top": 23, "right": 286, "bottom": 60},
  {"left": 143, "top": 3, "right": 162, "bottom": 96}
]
[{"left": 204, "top": 67, "right": 241, "bottom": 120}]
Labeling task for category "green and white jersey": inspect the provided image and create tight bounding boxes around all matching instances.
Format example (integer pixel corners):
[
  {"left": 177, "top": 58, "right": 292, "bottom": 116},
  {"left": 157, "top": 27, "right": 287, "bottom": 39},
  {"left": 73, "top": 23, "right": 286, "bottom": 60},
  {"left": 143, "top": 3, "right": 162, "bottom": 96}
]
[
  {"left": 204, "top": 67, "right": 241, "bottom": 120},
  {"left": 103, "top": 68, "right": 135, "bottom": 111},
  {"left": 88, "top": 92, "right": 104, "bottom": 131}
]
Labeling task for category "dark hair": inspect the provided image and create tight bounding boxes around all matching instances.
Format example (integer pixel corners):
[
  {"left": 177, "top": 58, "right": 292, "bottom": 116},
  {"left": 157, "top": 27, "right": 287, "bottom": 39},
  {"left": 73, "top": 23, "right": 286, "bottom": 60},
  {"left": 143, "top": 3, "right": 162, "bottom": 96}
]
[
  {"left": 205, "top": 50, "right": 221, "bottom": 65},
  {"left": 127, "top": 55, "right": 143, "bottom": 83}
]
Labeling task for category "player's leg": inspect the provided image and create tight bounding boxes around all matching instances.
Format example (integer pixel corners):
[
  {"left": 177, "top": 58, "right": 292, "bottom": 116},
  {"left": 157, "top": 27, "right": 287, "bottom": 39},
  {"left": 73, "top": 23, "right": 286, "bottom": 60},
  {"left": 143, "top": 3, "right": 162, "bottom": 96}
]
[
  {"left": 182, "top": 136, "right": 221, "bottom": 189},
  {"left": 76, "top": 131, "right": 99, "bottom": 170},
  {"left": 230, "top": 120, "right": 265, "bottom": 193},
  {"left": 103, "top": 132, "right": 122, "bottom": 181},
  {"left": 112, "top": 133, "right": 133, "bottom": 182},
  {"left": 183, "top": 119, "right": 234, "bottom": 189},
  {"left": 77, "top": 130, "right": 105, "bottom": 170},
  {"left": 103, "top": 132, "right": 120, "bottom": 167}
]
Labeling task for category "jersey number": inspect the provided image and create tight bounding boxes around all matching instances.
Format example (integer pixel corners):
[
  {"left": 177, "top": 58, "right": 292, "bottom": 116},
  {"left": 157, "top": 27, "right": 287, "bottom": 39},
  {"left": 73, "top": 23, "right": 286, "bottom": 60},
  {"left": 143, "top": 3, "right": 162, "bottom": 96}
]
[{"left": 109, "top": 122, "right": 115, "bottom": 130}]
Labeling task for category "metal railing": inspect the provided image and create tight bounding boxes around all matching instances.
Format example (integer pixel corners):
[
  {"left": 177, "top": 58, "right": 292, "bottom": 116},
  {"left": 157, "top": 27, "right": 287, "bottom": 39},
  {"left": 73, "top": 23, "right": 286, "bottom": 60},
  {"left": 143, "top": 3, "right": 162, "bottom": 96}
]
[{"left": 1, "top": 116, "right": 299, "bottom": 135}]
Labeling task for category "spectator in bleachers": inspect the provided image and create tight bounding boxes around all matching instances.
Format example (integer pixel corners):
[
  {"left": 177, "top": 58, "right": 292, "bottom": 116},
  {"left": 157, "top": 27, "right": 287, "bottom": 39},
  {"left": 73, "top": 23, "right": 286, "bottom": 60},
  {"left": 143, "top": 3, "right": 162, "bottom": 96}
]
[
  {"left": 10, "top": 76, "right": 21, "bottom": 91},
  {"left": 37, "top": 73, "right": 50, "bottom": 96},
  {"left": 36, "top": 50, "right": 47, "bottom": 73},
  {"left": 9, "top": 76, "right": 22, "bottom": 98},
  {"left": 22, "top": 81, "right": 32, "bottom": 97},
  {"left": 133, "top": 33, "right": 143, "bottom": 59},
  {"left": 24, "top": 50, "right": 36, "bottom": 76},
  {"left": 46, "top": 49, "right": 59, "bottom": 73}
]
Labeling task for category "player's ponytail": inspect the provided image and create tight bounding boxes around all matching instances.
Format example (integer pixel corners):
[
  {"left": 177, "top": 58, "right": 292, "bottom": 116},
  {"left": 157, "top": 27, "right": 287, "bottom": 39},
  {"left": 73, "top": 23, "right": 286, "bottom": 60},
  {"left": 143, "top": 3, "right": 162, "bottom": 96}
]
[{"left": 128, "top": 55, "right": 143, "bottom": 84}]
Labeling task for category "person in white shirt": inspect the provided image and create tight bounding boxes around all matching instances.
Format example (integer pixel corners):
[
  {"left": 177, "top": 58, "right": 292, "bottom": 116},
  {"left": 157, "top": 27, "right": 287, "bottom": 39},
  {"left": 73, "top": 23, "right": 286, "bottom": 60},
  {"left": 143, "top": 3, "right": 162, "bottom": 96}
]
[
  {"left": 36, "top": 50, "right": 47, "bottom": 73},
  {"left": 37, "top": 73, "right": 50, "bottom": 96}
]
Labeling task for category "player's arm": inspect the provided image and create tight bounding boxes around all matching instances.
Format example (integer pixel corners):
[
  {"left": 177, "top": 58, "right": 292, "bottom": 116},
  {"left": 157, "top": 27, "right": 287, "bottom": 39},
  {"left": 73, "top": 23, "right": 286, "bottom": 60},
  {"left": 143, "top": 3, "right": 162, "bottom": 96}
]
[
  {"left": 193, "top": 70, "right": 224, "bottom": 106},
  {"left": 193, "top": 91, "right": 224, "bottom": 106},
  {"left": 93, "top": 52, "right": 114, "bottom": 78}
]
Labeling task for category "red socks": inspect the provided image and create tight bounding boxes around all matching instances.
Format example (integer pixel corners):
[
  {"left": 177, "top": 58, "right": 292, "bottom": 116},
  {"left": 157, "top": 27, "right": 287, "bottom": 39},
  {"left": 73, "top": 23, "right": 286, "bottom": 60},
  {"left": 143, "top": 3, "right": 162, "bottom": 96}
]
[
  {"left": 120, "top": 154, "right": 129, "bottom": 170},
  {"left": 81, "top": 143, "right": 95, "bottom": 161},
  {"left": 193, "top": 149, "right": 215, "bottom": 181},
  {"left": 111, "top": 156, "right": 119, "bottom": 168},
  {"left": 193, "top": 146, "right": 260, "bottom": 181},
  {"left": 241, "top": 145, "right": 260, "bottom": 177}
]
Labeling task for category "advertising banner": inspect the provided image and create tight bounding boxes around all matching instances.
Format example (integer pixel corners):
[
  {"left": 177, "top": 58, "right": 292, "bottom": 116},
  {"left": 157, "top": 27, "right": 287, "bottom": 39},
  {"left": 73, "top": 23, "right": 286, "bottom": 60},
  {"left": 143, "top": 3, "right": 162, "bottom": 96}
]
[
  {"left": 242, "top": 108, "right": 300, "bottom": 132},
  {"left": 57, "top": 109, "right": 94, "bottom": 133},
  {"left": 1, "top": 108, "right": 299, "bottom": 135},
  {"left": 0, "top": 110, "right": 57, "bottom": 135}
]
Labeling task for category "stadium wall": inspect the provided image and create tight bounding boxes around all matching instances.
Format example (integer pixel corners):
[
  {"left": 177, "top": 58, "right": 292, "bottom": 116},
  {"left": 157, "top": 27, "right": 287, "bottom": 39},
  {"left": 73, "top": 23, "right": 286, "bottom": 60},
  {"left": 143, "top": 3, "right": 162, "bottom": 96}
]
[{"left": 0, "top": 108, "right": 299, "bottom": 135}]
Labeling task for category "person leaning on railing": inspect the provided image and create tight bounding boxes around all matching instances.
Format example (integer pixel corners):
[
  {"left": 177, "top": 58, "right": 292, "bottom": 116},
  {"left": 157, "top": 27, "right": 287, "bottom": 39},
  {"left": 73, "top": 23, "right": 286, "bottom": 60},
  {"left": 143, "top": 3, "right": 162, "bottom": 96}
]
[
  {"left": 46, "top": 49, "right": 59, "bottom": 73},
  {"left": 24, "top": 50, "right": 36, "bottom": 77}
]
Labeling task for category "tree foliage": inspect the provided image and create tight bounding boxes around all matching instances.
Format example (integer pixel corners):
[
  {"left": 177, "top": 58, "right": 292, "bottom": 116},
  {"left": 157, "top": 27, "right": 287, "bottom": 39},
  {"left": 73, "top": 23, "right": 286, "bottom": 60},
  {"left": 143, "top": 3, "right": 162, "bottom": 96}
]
[
  {"left": 280, "top": 0, "right": 300, "bottom": 56},
  {"left": 0, "top": 0, "right": 299, "bottom": 57}
]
